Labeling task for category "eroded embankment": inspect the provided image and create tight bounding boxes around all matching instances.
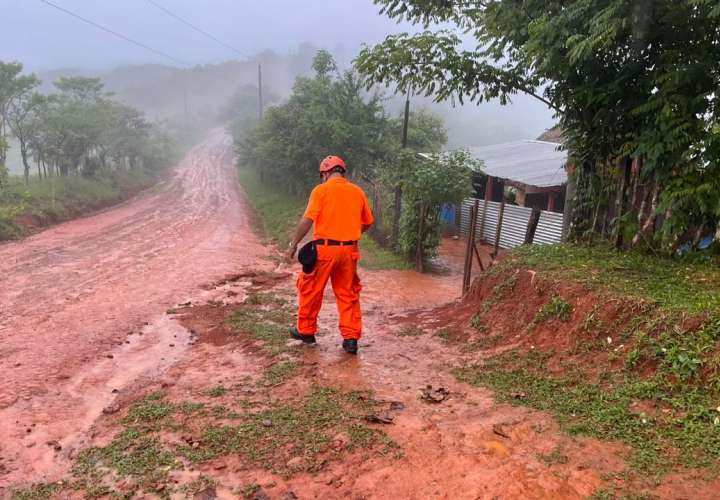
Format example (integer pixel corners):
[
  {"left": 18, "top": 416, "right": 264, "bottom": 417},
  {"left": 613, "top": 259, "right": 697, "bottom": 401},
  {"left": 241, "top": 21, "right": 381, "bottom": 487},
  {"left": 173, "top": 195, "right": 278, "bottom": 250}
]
[{"left": 418, "top": 251, "right": 720, "bottom": 498}]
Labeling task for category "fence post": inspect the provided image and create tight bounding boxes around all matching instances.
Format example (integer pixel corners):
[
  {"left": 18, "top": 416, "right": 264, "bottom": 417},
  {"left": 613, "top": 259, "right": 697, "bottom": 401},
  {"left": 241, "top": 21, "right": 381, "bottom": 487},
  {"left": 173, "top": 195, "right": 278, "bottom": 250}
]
[
  {"left": 462, "top": 201, "right": 479, "bottom": 293},
  {"left": 493, "top": 200, "right": 505, "bottom": 258},
  {"left": 524, "top": 207, "right": 541, "bottom": 245}
]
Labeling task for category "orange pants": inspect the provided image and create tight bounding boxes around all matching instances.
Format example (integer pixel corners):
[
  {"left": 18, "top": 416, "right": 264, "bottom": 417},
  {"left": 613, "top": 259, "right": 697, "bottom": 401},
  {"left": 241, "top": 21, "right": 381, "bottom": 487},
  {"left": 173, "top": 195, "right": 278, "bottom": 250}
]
[{"left": 296, "top": 244, "right": 362, "bottom": 339}]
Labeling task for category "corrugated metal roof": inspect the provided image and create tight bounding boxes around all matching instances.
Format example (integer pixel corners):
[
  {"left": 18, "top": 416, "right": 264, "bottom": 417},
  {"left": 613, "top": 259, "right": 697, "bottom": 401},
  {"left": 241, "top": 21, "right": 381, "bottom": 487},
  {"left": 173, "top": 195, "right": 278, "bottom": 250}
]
[{"left": 467, "top": 140, "right": 568, "bottom": 188}]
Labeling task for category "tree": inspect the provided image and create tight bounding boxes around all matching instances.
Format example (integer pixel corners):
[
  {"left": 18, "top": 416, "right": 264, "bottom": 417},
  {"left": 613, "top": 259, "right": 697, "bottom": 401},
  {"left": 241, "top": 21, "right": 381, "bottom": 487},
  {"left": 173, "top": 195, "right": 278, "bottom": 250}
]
[
  {"left": 0, "top": 62, "right": 39, "bottom": 187},
  {"left": 7, "top": 91, "right": 44, "bottom": 184},
  {"left": 396, "top": 150, "right": 475, "bottom": 270},
  {"left": 355, "top": 1, "right": 720, "bottom": 248},
  {"left": 240, "top": 51, "right": 393, "bottom": 193},
  {"left": 389, "top": 108, "right": 447, "bottom": 153}
]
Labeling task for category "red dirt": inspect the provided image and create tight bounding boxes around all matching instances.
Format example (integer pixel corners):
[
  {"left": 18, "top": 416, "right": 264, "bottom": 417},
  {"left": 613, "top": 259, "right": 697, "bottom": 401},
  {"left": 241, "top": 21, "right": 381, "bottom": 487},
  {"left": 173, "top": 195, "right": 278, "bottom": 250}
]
[{"left": 1, "top": 130, "right": 716, "bottom": 499}]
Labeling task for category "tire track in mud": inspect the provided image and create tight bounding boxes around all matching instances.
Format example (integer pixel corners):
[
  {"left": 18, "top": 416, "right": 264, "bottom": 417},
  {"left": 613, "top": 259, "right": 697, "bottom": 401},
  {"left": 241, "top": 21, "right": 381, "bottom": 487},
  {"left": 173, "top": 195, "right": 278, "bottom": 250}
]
[{"left": 0, "top": 129, "right": 268, "bottom": 486}]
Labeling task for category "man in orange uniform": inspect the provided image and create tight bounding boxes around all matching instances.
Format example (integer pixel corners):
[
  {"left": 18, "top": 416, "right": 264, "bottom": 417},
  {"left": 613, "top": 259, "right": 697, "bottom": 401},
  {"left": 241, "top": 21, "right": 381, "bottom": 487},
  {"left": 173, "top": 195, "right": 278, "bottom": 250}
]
[{"left": 286, "top": 155, "right": 374, "bottom": 354}]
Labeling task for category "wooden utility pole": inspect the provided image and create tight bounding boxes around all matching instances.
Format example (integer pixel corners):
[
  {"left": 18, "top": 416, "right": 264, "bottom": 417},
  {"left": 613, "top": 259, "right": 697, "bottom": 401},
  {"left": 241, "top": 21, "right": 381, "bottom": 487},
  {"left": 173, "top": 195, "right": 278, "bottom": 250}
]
[
  {"left": 392, "top": 93, "right": 410, "bottom": 246},
  {"left": 401, "top": 94, "right": 410, "bottom": 148},
  {"left": 257, "top": 63, "right": 263, "bottom": 121}
]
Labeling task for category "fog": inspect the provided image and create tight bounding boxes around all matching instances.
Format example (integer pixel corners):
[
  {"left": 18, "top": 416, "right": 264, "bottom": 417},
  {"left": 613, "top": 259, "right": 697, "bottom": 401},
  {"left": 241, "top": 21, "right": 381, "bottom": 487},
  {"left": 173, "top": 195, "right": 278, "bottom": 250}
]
[{"left": 1, "top": 0, "right": 555, "bottom": 168}]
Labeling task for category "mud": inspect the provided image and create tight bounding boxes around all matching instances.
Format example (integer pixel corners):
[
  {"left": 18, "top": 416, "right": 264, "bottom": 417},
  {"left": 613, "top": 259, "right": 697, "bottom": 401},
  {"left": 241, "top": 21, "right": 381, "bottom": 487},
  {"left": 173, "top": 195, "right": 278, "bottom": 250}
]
[
  {"left": 0, "top": 130, "right": 268, "bottom": 486},
  {"left": 1, "top": 131, "right": 714, "bottom": 499}
]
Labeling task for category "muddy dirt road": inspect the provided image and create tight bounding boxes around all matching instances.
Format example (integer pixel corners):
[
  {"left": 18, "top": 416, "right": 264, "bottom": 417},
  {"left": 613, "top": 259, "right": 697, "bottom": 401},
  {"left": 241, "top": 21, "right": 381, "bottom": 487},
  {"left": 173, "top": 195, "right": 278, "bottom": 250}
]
[
  {"left": 0, "top": 130, "right": 268, "bottom": 485},
  {"left": 2, "top": 131, "right": 708, "bottom": 499}
]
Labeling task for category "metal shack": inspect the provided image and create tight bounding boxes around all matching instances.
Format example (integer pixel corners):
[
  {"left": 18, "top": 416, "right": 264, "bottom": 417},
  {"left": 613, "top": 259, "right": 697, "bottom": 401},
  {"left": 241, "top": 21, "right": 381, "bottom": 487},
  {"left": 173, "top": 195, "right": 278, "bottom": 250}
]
[{"left": 461, "top": 140, "right": 569, "bottom": 249}]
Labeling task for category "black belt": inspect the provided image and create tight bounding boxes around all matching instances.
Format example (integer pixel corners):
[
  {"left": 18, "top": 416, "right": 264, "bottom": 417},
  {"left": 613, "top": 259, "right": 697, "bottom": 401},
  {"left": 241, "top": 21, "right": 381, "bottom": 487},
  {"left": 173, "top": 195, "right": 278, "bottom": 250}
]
[{"left": 315, "top": 239, "right": 357, "bottom": 246}]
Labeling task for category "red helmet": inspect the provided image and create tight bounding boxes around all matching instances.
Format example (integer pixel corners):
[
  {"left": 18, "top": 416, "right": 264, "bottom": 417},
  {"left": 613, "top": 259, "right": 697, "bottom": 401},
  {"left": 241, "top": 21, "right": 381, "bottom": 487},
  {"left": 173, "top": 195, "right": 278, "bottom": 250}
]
[{"left": 319, "top": 155, "right": 346, "bottom": 173}]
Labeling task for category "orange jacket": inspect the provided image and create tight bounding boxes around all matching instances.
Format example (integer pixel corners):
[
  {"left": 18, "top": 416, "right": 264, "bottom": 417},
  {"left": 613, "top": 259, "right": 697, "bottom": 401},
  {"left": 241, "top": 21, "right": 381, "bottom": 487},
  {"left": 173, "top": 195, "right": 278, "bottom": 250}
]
[{"left": 303, "top": 177, "right": 374, "bottom": 241}]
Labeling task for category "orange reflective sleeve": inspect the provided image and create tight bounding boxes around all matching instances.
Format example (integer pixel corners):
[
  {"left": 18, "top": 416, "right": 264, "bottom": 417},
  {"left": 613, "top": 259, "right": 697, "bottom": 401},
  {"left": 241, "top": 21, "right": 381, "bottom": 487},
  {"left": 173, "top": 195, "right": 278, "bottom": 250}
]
[
  {"left": 303, "top": 185, "right": 323, "bottom": 222},
  {"left": 360, "top": 191, "right": 374, "bottom": 226}
]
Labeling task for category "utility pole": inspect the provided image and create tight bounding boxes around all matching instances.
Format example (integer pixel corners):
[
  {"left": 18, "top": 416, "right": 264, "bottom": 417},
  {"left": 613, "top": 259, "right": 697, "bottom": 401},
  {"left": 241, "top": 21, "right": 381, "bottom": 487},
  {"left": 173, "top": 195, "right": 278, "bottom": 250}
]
[
  {"left": 401, "top": 93, "right": 410, "bottom": 148},
  {"left": 392, "top": 92, "right": 410, "bottom": 246},
  {"left": 258, "top": 63, "right": 263, "bottom": 121}
]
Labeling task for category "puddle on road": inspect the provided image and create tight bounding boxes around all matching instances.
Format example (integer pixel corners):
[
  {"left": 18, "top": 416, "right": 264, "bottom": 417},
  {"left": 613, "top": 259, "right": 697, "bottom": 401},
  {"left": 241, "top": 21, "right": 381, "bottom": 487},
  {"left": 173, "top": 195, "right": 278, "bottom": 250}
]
[{"left": 0, "top": 313, "right": 192, "bottom": 485}]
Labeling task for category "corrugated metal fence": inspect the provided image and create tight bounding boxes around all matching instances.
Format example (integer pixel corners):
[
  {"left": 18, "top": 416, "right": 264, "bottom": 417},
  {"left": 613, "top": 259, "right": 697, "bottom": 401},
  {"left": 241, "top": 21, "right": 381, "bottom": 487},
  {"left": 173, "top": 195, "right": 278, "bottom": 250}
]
[{"left": 460, "top": 198, "right": 564, "bottom": 248}]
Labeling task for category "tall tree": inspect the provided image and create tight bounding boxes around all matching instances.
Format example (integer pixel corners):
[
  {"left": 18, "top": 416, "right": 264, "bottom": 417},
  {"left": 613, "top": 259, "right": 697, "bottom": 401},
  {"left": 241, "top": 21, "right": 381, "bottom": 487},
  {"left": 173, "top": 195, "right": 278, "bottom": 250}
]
[
  {"left": 7, "top": 91, "right": 44, "bottom": 184},
  {"left": 356, "top": 0, "right": 720, "bottom": 245},
  {"left": 0, "top": 62, "right": 39, "bottom": 186}
]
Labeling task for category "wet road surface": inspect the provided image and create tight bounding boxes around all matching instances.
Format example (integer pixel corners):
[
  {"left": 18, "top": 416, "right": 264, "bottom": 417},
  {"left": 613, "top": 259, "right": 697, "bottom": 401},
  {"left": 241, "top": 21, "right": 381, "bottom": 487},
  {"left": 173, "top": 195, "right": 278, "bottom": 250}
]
[{"left": 0, "top": 130, "right": 268, "bottom": 485}]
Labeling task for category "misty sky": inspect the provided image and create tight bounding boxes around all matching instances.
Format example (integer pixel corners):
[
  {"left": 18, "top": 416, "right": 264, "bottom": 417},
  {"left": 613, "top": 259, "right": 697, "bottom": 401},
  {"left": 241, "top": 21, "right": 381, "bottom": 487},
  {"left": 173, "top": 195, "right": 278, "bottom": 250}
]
[
  {"left": 2, "top": 0, "right": 420, "bottom": 70},
  {"left": 1, "top": 0, "right": 556, "bottom": 148}
]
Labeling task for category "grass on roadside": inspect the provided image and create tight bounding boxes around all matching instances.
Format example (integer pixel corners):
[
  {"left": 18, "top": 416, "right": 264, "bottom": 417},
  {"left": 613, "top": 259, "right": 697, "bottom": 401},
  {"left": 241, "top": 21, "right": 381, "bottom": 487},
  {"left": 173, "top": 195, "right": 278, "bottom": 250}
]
[
  {"left": 64, "top": 386, "right": 397, "bottom": 497},
  {"left": 453, "top": 344, "right": 720, "bottom": 474},
  {"left": 453, "top": 243, "right": 720, "bottom": 481},
  {"left": 0, "top": 170, "right": 159, "bottom": 240},
  {"left": 10, "top": 482, "right": 66, "bottom": 500},
  {"left": 179, "top": 387, "right": 398, "bottom": 473},
  {"left": 502, "top": 244, "right": 720, "bottom": 314},
  {"left": 237, "top": 167, "right": 409, "bottom": 270},
  {"left": 262, "top": 361, "right": 297, "bottom": 386}
]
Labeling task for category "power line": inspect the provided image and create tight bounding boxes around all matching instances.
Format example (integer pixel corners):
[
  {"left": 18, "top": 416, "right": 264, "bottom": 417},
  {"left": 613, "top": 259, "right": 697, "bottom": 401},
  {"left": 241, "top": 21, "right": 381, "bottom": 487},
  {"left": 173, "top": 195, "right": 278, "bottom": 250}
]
[
  {"left": 39, "top": 0, "right": 189, "bottom": 67},
  {"left": 144, "top": 0, "right": 248, "bottom": 59}
]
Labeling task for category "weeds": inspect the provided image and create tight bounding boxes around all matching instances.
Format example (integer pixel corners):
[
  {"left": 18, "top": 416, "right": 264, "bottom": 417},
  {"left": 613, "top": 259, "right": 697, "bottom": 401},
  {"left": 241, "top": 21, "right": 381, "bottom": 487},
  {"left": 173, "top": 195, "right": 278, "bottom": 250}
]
[
  {"left": 453, "top": 350, "right": 720, "bottom": 473},
  {"left": 434, "top": 329, "right": 452, "bottom": 343},
  {"left": 505, "top": 244, "right": 720, "bottom": 314},
  {"left": 534, "top": 295, "right": 573, "bottom": 324},
  {"left": 227, "top": 307, "right": 294, "bottom": 356},
  {"left": 0, "top": 170, "right": 159, "bottom": 241},
  {"left": 205, "top": 386, "right": 228, "bottom": 397},
  {"left": 237, "top": 168, "right": 408, "bottom": 270},
  {"left": 262, "top": 361, "right": 297, "bottom": 386},
  {"left": 178, "top": 387, "right": 396, "bottom": 473},
  {"left": 537, "top": 448, "right": 569, "bottom": 466},
  {"left": 67, "top": 386, "right": 396, "bottom": 496},
  {"left": 10, "top": 482, "right": 65, "bottom": 500},
  {"left": 398, "top": 326, "right": 424, "bottom": 337},
  {"left": 469, "top": 313, "right": 487, "bottom": 332}
]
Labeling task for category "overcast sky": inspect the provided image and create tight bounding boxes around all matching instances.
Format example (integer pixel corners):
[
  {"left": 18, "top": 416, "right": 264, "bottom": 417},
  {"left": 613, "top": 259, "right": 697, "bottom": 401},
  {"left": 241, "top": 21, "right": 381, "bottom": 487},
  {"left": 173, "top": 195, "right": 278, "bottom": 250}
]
[
  {"left": 1, "top": 0, "right": 419, "bottom": 70},
  {"left": 0, "top": 0, "right": 555, "bottom": 144}
]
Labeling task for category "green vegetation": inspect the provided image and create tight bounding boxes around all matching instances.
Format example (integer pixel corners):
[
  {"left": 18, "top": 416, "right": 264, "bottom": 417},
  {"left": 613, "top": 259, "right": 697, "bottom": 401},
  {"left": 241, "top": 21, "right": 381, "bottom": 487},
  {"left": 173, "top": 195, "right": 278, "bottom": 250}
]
[
  {"left": 397, "top": 326, "right": 424, "bottom": 337},
  {"left": 452, "top": 243, "right": 720, "bottom": 479},
  {"left": 10, "top": 482, "right": 65, "bottom": 500},
  {"left": 394, "top": 150, "right": 476, "bottom": 270},
  {"left": 434, "top": 328, "right": 451, "bottom": 342},
  {"left": 262, "top": 361, "right": 297, "bottom": 386},
  {"left": 65, "top": 387, "right": 395, "bottom": 497},
  {"left": 204, "top": 386, "right": 228, "bottom": 397},
  {"left": 454, "top": 351, "right": 720, "bottom": 473},
  {"left": 0, "top": 169, "right": 160, "bottom": 239},
  {"left": 178, "top": 387, "right": 397, "bottom": 473},
  {"left": 505, "top": 244, "right": 720, "bottom": 314},
  {"left": 469, "top": 312, "right": 487, "bottom": 332},
  {"left": 245, "top": 291, "right": 287, "bottom": 306},
  {"left": 357, "top": 1, "right": 720, "bottom": 251},
  {"left": 537, "top": 448, "right": 569, "bottom": 466},
  {"left": 534, "top": 295, "right": 573, "bottom": 324},
  {"left": 228, "top": 306, "right": 293, "bottom": 356},
  {"left": 0, "top": 62, "right": 178, "bottom": 240},
  {"left": 237, "top": 166, "right": 409, "bottom": 270},
  {"left": 232, "top": 50, "right": 474, "bottom": 270}
]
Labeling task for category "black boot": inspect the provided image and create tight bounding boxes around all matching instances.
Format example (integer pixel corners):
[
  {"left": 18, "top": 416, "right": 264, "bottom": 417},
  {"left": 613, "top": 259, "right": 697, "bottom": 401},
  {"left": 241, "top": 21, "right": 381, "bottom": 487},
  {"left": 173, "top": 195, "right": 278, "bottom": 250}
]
[
  {"left": 342, "top": 339, "right": 358, "bottom": 354},
  {"left": 289, "top": 327, "right": 316, "bottom": 344}
]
